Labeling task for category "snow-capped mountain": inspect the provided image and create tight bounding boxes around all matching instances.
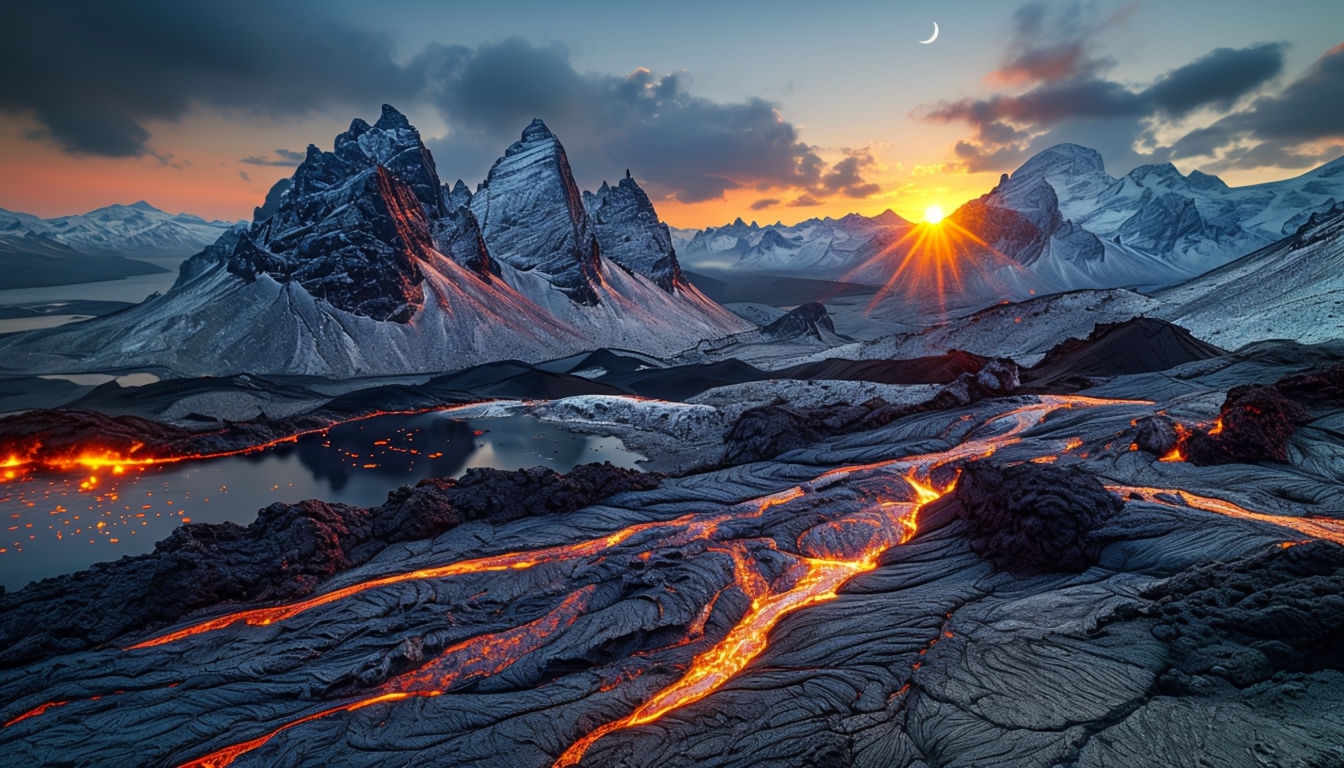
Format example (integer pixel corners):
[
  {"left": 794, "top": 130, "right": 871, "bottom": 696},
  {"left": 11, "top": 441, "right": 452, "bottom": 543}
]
[
  {"left": 956, "top": 143, "right": 1344, "bottom": 289},
  {"left": 0, "top": 106, "right": 749, "bottom": 377},
  {"left": 0, "top": 232, "right": 167, "bottom": 289},
  {"left": 678, "top": 145, "right": 1344, "bottom": 300},
  {"left": 0, "top": 201, "right": 237, "bottom": 257},
  {"left": 678, "top": 211, "right": 912, "bottom": 278},
  {"left": 1157, "top": 204, "right": 1344, "bottom": 349},
  {"left": 584, "top": 172, "right": 685, "bottom": 292}
]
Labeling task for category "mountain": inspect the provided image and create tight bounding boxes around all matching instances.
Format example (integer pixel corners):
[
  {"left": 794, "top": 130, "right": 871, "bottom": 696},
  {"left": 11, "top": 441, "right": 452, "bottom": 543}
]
[
  {"left": 0, "top": 200, "right": 237, "bottom": 258},
  {"left": 677, "top": 146, "right": 1344, "bottom": 303},
  {"left": 1157, "top": 204, "right": 1344, "bottom": 349},
  {"left": 677, "top": 211, "right": 912, "bottom": 279},
  {"left": 968, "top": 144, "right": 1344, "bottom": 287},
  {"left": 0, "top": 232, "right": 167, "bottom": 289},
  {"left": 0, "top": 106, "right": 749, "bottom": 377}
]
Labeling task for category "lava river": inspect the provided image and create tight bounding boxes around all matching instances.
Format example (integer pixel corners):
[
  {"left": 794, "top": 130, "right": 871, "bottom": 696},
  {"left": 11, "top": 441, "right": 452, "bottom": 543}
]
[{"left": 4, "top": 393, "right": 1340, "bottom": 767}]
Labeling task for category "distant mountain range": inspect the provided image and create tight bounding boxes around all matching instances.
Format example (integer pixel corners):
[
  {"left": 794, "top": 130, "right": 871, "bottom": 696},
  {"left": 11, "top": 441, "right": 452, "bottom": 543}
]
[
  {"left": 0, "top": 200, "right": 238, "bottom": 257},
  {"left": 0, "top": 202, "right": 240, "bottom": 289},
  {"left": 0, "top": 106, "right": 748, "bottom": 376},
  {"left": 678, "top": 145, "right": 1344, "bottom": 303}
]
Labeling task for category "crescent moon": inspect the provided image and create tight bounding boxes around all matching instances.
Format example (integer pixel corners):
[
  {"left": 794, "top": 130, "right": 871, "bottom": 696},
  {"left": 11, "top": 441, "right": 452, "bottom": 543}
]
[{"left": 919, "top": 21, "right": 939, "bottom": 45}]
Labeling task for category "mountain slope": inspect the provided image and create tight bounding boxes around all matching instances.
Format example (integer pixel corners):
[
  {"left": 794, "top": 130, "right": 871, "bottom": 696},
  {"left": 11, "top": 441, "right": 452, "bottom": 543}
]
[
  {"left": 0, "top": 108, "right": 748, "bottom": 377},
  {"left": 0, "top": 201, "right": 237, "bottom": 257},
  {"left": 0, "top": 233, "right": 166, "bottom": 289},
  {"left": 677, "top": 146, "right": 1344, "bottom": 304},
  {"left": 1157, "top": 205, "right": 1344, "bottom": 349}
]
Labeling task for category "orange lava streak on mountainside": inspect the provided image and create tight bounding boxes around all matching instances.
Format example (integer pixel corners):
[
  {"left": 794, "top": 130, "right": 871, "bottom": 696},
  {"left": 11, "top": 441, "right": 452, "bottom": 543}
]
[
  {"left": 0, "top": 407, "right": 464, "bottom": 483},
  {"left": 177, "top": 586, "right": 597, "bottom": 768},
  {"left": 131, "top": 487, "right": 807, "bottom": 650},
  {"left": 1108, "top": 484, "right": 1344, "bottom": 545}
]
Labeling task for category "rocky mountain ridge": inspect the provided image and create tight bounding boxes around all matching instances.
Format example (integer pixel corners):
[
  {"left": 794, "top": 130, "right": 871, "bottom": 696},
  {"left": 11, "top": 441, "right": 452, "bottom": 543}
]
[{"left": 0, "top": 106, "right": 749, "bottom": 377}]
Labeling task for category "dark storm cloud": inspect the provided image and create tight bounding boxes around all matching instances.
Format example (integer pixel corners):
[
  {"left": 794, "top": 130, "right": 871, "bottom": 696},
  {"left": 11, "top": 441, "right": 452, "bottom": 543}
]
[
  {"left": 1165, "top": 43, "right": 1344, "bottom": 170},
  {"left": 1146, "top": 44, "right": 1285, "bottom": 116},
  {"left": 416, "top": 38, "right": 878, "bottom": 204},
  {"left": 240, "top": 149, "right": 306, "bottom": 167},
  {"left": 0, "top": 0, "right": 413, "bottom": 157},
  {"left": 750, "top": 198, "right": 781, "bottom": 211},
  {"left": 5, "top": 7, "right": 877, "bottom": 204},
  {"left": 917, "top": 2, "right": 1302, "bottom": 175}
]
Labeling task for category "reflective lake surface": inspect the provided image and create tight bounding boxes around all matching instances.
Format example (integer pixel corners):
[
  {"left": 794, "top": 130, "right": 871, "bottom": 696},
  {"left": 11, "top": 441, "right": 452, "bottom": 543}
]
[{"left": 0, "top": 411, "right": 644, "bottom": 590}]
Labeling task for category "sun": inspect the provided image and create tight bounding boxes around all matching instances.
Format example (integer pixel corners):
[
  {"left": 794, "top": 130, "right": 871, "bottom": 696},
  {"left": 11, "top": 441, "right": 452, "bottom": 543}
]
[{"left": 923, "top": 204, "right": 945, "bottom": 224}]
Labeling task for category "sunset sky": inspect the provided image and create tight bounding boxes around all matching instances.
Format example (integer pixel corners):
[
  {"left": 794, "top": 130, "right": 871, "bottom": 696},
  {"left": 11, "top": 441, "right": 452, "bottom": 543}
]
[{"left": 2, "top": 0, "right": 1341, "bottom": 228}]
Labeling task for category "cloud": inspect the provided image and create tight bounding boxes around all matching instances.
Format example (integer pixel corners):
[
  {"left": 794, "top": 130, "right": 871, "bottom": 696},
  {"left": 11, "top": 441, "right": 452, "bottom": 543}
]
[
  {"left": 1146, "top": 44, "right": 1285, "bottom": 116},
  {"left": 239, "top": 170, "right": 252, "bottom": 183},
  {"left": 2, "top": 9, "right": 880, "bottom": 206},
  {"left": 240, "top": 148, "right": 306, "bottom": 167},
  {"left": 790, "top": 195, "right": 824, "bottom": 207},
  {"left": 0, "top": 0, "right": 414, "bottom": 157},
  {"left": 1166, "top": 42, "right": 1344, "bottom": 169},
  {"left": 416, "top": 38, "right": 880, "bottom": 204},
  {"left": 917, "top": 3, "right": 1299, "bottom": 175},
  {"left": 750, "top": 198, "right": 781, "bottom": 211},
  {"left": 821, "top": 151, "right": 882, "bottom": 198}
]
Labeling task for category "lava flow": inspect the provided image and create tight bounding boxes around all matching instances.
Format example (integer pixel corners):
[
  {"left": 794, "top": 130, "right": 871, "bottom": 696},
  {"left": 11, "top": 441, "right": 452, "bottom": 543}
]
[
  {"left": 1108, "top": 484, "right": 1344, "bottom": 545},
  {"left": 7, "top": 395, "right": 1155, "bottom": 767},
  {"left": 177, "top": 586, "right": 598, "bottom": 768},
  {"left": 553, "top": 473, "right": 943, "bottom": 768}
]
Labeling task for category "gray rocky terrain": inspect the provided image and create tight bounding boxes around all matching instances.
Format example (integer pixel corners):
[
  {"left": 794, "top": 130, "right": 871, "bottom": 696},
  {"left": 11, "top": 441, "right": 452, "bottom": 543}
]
[{"left": 2, "top": 338, "right": 1342, "bottom": 768}]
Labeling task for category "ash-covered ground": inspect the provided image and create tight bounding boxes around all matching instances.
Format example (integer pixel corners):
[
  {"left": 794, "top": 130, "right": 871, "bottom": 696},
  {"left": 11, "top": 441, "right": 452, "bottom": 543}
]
[{"left": 2, "top": 334, "right": 1343, "bottom": 768}]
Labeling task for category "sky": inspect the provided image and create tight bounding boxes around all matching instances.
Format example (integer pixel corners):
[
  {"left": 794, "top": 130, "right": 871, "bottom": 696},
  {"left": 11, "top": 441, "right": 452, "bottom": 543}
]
[{"left": 1, "top": 0, "right": 1341, "bottom": 228}]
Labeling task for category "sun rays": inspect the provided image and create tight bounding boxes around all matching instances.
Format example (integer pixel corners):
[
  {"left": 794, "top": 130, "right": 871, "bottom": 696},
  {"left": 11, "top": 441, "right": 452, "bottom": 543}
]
[{"left": 839, "top": 208, "right": 1038, "bottom": 315}]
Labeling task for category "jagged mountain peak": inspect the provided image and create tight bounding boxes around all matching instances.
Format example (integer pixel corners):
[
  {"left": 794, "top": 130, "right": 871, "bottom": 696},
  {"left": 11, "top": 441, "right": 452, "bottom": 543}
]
[
  {"left": 521, "top": 117, "right": 556, "bottom": 142},
  {"left": 471, "top": 119, "right": 602, "bottom": 305},
  {"left": 1013, "top": 143, "right": 1108, "bottom": 180},
  {"left": 374, "top": 103, "right": 412, "bottom": 131},
  {"left": 586, "top": 174, "right": 685, "bottom": 292}
]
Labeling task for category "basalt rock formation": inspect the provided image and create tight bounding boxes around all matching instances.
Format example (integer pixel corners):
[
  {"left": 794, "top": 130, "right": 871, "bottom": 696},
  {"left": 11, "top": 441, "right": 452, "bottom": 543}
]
[{"left": 952, "top": 461, "right": 1121, "bottom": 576}]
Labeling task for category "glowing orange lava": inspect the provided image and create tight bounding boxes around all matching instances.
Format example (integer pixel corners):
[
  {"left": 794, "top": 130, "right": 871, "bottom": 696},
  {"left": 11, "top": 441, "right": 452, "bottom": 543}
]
[
  {"left": 0, "top": 406, "right": 470, "bottom": 483},
  {"left": 1107, "top": 485, "right": 1344, "bottom": 546},
  {"left": 553, "top": 474, "right": 945, "bottom": 768},
  {"left": 130, "top": 487, "right": 808, "bottom": 650},
  {"left": 177, "top": 586, "right": 597, "bottom": 768},
  {"left": 9, "top": 395, "right": 1157, "bottom": 764}
]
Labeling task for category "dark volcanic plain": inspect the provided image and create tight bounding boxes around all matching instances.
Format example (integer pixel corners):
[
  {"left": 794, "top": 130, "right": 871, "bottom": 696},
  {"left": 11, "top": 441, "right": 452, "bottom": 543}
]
[{"left": 2, "top": 330, "right": 1343, "bottom": 768}]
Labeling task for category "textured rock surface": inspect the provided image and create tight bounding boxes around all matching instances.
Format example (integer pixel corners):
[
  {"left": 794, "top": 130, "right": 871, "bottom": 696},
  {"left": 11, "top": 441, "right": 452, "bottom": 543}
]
[
  {"left": 585, "top": 175, "right": 685, "bottom": 291},
  {"left": 953, "top": 461, "right": 1121, "bottom": 576},
  {"left": 471, "top": 120, "right": 604, "bottom": 305},
  {"left": 225, "top": 105, "right": 440, "bottom": 322},
  {"left": 0, "top": 463, "right": 658, "bottom": 667},
  {"left": 1, "top": 368, "right": 1344, "bottom": 766}
]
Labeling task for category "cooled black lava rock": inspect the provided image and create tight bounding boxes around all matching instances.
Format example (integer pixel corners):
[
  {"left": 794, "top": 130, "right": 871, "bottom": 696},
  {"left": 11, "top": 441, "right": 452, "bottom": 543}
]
[
  {"left": 721, "top": 404, "right": 827, "bottom": 465},
  {"left": 761, "top": 302, "right": 836, "bottom": 341},
  {"left": 1185, "top": 384, "right": 1311, "bottom": 465},
  {"left": 953, "top": 461, "right": 1121, "bottom": 576},
  {"left": 0, "top": 463, "right": 659, "bottom": 668},
  {"left": 929, "top": 358, "right": 1020, "bottom": 407},
  {"left": 1133, "top": 414, "right": 1181, "bottom": 456},
  {"left": 1141, "top": 540, "right": 1344, "bottom": 692}
]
